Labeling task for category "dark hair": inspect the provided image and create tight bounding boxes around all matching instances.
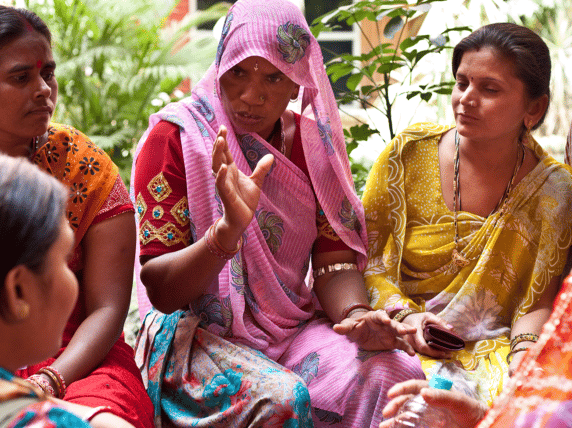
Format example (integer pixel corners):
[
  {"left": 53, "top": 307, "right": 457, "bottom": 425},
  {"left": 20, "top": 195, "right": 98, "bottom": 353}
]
[
  {"left": 0, "top": 155, "right": 67, "bottom": 285},
  {"left": 452, "top": 22, "right": 551, "bottom": 130},
  {"left": 0, "top": 5, "right": 51, "bottom": 49}
]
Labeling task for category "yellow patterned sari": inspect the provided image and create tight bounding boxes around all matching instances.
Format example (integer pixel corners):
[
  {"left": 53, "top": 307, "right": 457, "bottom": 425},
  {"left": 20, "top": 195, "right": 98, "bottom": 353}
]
[{"left": 362, "top": 122, "right": 572, "bottom": 405}]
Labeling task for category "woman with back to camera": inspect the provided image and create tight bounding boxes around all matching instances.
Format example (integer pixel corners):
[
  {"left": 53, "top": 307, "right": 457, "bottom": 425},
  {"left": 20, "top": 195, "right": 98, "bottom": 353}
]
[
  {"left": 0, "top": 154, "right": 134, "bottom": 428},
  {"left": 132, "top": 0, "right": 425, "bottom": 426},
  {"left": 0, "top": 6, "right": 154, "bottom": 428},
  {"left": 363, "top": 22, "right": 572, "bottom": 406}
]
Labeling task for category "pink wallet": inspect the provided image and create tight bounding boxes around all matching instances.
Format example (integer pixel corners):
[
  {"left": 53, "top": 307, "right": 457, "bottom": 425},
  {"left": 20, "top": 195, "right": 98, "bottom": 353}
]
[{"left": 423, "top": 324, "right": 465, "bottom": 351}]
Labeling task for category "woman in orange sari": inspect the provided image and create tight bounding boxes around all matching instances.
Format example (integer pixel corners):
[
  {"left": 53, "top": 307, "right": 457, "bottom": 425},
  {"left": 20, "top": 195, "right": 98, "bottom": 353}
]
[{"left": 0, "top": 6, "right": 154, "bottom": 428}]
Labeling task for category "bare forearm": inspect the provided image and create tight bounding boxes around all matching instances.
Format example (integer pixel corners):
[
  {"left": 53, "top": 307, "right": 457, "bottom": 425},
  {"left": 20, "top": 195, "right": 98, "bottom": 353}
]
[
  {"left": 511, "top": 307, "right": 551, "bottom": 338},
  {"left": 512, "top": 274, "right": 562, "bottom": 339},
  {"left": 141, "top": 237, "right": 230, "bottom": 313},
  {"left": 314, "top": 271, "right": 370, "bottom": 324},
  {"left": 49, "top": 306, "right": 126, "bottom": 385},
  {"left": 312, "top": 250, "right": 369, "bottom": 323}
]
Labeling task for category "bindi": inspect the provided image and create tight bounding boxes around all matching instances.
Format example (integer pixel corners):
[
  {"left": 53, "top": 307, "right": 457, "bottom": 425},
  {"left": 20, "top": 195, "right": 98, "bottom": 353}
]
[{"left": 36, "top": 60, "right": 42, "bottom": 69}]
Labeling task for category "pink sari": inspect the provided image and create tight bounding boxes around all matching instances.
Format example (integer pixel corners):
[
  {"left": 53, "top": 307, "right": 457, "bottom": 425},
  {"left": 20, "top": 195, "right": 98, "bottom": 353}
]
[{"left": 132, "top": 1, "right": 423, "bottom": 426}]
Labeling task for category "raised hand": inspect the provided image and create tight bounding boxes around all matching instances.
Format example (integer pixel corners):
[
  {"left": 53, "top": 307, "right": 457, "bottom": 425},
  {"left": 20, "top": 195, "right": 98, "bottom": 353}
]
[
  {"left": 211, "top": 125, "right": 274, "bottom": 248},
  {"left": 333, "top": 310, "right": 417, "bottom": 355}
]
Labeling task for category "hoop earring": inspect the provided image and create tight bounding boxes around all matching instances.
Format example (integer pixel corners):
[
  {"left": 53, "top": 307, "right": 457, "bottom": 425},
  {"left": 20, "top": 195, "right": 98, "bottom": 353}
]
[{"left": 290, "top": 89, "right": 300, "bottom": 103}]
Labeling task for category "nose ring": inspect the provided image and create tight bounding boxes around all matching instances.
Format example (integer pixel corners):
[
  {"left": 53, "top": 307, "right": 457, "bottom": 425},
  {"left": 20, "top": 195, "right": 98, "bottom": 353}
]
[
  {"left": 469, "top": 101, "right": 475, "bottom": 107},
  {"left": 260, "top": 95, "right": 265, "bottom": 102}
]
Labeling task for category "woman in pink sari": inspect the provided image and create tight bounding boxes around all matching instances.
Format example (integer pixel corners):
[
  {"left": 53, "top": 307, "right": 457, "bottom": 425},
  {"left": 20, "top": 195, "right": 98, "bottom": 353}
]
[{"left": 132, "top": 1, "right": 424, "bottom": 427}]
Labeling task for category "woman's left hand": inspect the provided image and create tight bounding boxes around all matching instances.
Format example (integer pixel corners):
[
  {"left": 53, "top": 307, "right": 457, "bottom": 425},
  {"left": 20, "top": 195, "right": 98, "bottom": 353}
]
[{"left": 333, "top": 310, "right": 416, "bottom": 355}]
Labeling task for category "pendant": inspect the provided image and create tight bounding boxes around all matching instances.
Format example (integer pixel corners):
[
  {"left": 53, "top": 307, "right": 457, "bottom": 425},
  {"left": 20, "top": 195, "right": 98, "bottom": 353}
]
[{"left": 452, "top": 248, "right": 470, "bottom": 267}]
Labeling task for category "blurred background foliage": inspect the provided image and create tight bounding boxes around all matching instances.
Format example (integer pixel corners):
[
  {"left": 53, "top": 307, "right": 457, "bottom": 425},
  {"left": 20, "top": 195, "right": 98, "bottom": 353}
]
[
  {"left": 24, "top": 0, "right": 228, "bottom": 183},
  {"left": 311, "top": 0, "right": 470, "bottom": 193},
  {"left": 312, "top": 0, "right": 572, "bottom": 193},
  {"left": 16, "top": 0, "right": 572, "bottom": 188}
]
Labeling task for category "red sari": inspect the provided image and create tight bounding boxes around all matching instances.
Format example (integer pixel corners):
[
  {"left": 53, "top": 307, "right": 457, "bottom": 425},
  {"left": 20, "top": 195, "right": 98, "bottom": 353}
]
[{"left": 16, "top": 123, "right": 154, "bottom": 428}]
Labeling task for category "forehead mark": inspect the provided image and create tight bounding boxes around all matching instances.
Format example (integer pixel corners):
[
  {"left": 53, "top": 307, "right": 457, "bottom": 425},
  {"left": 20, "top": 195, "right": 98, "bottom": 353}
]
[{"left": 36, "top": 60, "right": 42, "bottom": 69}]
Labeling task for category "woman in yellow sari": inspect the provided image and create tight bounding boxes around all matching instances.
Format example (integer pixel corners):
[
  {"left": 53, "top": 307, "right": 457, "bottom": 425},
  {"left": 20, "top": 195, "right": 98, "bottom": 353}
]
[{"left": 363, "top": 23, "right": 572, "bottom": 406}]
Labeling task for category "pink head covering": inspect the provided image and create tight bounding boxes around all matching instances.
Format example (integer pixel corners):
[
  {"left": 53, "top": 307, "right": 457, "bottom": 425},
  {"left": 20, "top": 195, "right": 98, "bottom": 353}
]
[
  {"left": 133, "top": 0, "right": 367, "bottom": 354},
  {"left": 210, "top": 0, "right": 367, "bottom": 256}
]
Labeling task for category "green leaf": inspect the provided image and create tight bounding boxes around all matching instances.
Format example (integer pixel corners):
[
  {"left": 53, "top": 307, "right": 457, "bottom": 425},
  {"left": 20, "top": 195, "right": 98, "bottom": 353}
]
[
  {"left": 347, "top": 124, "right": 380, "bottom": 142},
  {"left": 327, "top": 62, "right": 355, "bottom": 83},
  {"left": 346, "top": 73, "right": 363, "bottom": 91}
]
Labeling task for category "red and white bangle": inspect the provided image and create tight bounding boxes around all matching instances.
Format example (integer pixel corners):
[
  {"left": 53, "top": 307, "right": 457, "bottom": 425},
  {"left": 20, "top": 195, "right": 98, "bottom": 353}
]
[
  {"left": 27, "top": 374, "right": 56, "bottom": 397},
  {"left": 37, "top": 366, "right": 67, "bottom": 399},
  {"left": 204, "top": 218, "right": 243, "bottom": 260}
]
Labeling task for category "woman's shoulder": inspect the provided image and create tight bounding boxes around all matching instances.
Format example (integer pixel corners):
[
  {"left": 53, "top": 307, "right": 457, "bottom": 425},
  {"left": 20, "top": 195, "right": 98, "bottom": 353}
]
[
  {"left": 47, "top": 123, "right": 115, "bottom": 164},
  {"left": 393, "top": 122, "right": 452, "bottom": 145},
  {"left": 374, "top": 122, "right": 451, "bottom": 164},
  {"left": 48, "top": 122, "right": 91, "bottom": 144}
]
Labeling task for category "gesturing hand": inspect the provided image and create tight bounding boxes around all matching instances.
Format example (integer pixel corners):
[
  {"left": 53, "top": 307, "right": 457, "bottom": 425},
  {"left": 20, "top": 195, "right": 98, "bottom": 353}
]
[
  {"left": 333, "top": 310, "right": 417, "bottom": 355},
  {"left": 211, "top": 126, "right": 274, "bottom": 246}
]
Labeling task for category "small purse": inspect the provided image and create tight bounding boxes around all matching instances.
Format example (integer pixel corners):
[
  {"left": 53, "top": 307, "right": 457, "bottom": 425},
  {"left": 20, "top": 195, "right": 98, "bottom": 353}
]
[{"left": 423, "top": 324, "right": 465, "bottom": 351}]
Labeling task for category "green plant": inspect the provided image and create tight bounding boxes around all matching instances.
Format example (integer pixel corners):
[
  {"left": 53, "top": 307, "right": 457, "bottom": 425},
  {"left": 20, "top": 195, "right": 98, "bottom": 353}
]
[
  {"left": 25, "top": 0, "right": 229, "bottom": 183},
  {"left": 521, "top": 0, "right": 572, "bottom": 141},
  {"left": 311, "top": 0, "right": 469, "bottom": 192}
]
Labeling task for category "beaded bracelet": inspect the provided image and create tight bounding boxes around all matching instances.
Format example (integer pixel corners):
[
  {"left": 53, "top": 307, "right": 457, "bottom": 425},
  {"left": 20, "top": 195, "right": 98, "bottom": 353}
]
[
  {"left": 510, "top": 333, "right": 539, "bottom": 351},
  {"left": 340, "top": 302, "right": 373, "bottom": 320},
  {"left": 204, "top": 218, "right": 243, "bottom": 260},
  {"left": 506, "top": 346, "right": 529, "bottom": 364},
  {"left": 27, "top": 374, "right": 56, "bottom": 397},
  {"left": 38, "top": 366, "right": 67, "bottom": 399},
  {"left": 392, "top": 308, "right": 417, "bottom": 323}
]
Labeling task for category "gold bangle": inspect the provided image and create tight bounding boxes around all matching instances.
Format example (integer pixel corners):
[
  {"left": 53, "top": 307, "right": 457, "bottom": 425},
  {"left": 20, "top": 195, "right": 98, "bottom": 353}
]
[
  {"left": 392, "top": 308, "right": 417, "bottom": 323},
  {"left": 313, "top": 262, "right": 358, "bottom": 279},
  {"left": 506, "top": 347, "right": 529, "bottom": 364},
  {"left": 204, "top": 218, "right": 242, "bottom": 260},
  {"left": 510, "top": 333, "right": 539, "bottom": 351}
]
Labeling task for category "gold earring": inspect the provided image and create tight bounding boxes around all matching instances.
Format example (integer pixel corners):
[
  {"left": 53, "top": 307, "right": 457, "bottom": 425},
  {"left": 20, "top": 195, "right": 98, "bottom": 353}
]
[
  {"left": 260, "top": 95, "right": 265, "bottom": 102},
  {"left": 18, "top": 304, "right": 30, "bottom": 320},
  {"left": 525, "top": 121, "right": 534, "bottom": 142}
]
